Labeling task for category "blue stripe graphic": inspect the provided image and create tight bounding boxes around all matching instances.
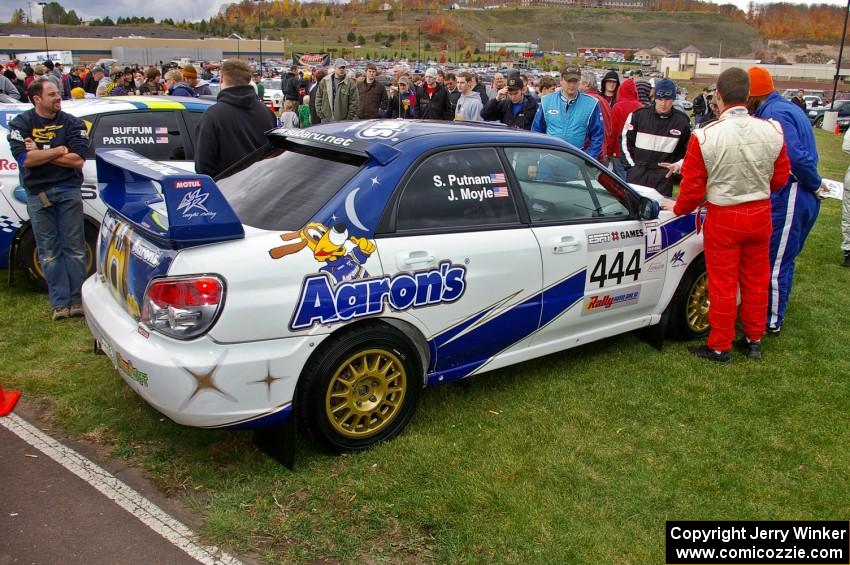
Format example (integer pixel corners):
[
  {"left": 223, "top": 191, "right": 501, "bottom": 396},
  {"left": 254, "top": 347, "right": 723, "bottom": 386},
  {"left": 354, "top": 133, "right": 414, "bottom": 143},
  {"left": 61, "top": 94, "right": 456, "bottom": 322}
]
[{"left": 426, "top": 269, "right": 586, "bottom": 386}]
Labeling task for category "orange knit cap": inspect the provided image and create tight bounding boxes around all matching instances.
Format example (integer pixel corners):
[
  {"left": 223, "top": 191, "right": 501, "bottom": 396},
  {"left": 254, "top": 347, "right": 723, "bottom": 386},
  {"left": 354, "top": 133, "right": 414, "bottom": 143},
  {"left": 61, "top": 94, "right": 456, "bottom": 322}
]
[
  {"left": 181, "top": 64, "right": 198, "bottom": 80},
  {"left": 748, "top": 66, "right": 774, "bottom": 97}
]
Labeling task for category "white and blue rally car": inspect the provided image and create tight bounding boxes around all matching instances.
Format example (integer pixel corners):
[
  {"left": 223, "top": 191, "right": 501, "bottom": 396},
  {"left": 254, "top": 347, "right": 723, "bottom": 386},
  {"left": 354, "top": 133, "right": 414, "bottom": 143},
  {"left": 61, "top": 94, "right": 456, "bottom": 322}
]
[{"left": 82, "top": 120, "right": 708, "bottom": 454}]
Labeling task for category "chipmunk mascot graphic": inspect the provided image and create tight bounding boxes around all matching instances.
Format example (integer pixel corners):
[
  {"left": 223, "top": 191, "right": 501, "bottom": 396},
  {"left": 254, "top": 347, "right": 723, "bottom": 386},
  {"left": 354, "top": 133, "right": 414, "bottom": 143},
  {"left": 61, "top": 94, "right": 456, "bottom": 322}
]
[{"left": 268, "top": 221, "right": 376, "bottom": 283}]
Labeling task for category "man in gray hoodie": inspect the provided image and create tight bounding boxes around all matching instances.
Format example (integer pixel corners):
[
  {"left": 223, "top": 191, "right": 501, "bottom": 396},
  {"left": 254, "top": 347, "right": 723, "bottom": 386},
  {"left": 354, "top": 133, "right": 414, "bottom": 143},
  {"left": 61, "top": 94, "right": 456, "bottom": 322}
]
[{"left": 454, "top": 72, "right": 484, "bottom": 122}]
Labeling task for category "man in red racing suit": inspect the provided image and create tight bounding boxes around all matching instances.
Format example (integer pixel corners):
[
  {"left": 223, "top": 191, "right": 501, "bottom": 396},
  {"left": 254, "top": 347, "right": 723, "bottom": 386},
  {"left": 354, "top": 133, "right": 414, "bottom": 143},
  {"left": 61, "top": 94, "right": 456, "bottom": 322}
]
[{"left": 664, "top": 67, "right": 790, "bottom": 364}]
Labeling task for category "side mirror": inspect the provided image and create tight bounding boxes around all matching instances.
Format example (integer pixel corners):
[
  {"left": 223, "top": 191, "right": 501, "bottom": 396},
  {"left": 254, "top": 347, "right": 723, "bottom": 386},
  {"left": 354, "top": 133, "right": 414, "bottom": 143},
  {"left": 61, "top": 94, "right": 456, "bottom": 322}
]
[{"left": 638, "top": 197, "right": 660, "bottom": 220}]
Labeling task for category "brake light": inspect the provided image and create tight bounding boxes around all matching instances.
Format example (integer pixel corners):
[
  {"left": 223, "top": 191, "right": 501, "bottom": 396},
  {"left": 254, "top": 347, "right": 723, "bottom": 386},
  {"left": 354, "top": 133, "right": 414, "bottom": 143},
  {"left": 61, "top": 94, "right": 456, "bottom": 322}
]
[{"left": 141, "top": 276, "right": 225, "bottom": 339}]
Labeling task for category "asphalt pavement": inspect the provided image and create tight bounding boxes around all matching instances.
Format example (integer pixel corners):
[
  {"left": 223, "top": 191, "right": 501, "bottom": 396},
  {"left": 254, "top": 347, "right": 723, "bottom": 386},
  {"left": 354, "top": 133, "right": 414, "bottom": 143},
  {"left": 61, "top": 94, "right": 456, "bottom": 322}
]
[{"left": 0, "top": 407, "right": 240, "bottom": 565}]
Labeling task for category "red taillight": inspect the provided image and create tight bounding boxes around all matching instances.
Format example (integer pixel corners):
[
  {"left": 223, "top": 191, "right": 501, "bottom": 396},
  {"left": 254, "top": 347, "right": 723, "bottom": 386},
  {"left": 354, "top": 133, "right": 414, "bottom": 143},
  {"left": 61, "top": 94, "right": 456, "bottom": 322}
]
[
  {"left": 146, "top": 277, "right": 222, "bottom": 307},
  {"left": 142, "top": 276, "right": 224, "bottom": 340}
]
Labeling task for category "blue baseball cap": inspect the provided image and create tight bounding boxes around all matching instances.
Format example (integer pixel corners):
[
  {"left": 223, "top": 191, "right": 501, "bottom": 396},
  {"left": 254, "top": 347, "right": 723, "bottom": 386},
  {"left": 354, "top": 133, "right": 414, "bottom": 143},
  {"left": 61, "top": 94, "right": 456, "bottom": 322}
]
[{"left": 654, "top": 78, "right": 677, "bottom": 100}]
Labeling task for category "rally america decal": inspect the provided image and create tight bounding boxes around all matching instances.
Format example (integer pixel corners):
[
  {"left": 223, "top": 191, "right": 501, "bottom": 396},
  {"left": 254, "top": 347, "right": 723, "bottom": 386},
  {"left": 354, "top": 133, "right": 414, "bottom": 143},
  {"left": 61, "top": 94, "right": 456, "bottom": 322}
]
[{"left": 268, "top": 220, "right": 467, "bottom": 331}]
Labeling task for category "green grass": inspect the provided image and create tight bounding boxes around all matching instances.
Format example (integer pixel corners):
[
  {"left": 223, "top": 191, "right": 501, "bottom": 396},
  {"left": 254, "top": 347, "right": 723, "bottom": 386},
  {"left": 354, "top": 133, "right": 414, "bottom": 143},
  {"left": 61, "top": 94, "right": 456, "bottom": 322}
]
[{"left": 2, "top": 129, "right": 849, "bottom": 563}]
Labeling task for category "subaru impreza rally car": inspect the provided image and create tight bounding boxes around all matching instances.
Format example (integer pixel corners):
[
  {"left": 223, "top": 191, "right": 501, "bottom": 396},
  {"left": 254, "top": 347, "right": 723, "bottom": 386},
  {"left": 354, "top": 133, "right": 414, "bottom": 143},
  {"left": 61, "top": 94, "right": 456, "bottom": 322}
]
[
  {"left": 0, "top": 96, "right": 214, "bottom": 289},
  {"left": 82, "top": 120, "right": 708, "bottom": 454}
]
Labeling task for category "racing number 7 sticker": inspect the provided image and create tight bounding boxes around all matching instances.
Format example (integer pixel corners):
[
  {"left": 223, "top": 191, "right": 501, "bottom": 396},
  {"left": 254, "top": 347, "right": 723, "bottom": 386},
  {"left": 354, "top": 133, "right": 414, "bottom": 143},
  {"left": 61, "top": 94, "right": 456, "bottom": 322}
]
[
  {"left": 646, "top": 222, "right": 662, "bottom": 254},
  {"left": 589, "top": 249, "right": 642, "bottom": 288}
]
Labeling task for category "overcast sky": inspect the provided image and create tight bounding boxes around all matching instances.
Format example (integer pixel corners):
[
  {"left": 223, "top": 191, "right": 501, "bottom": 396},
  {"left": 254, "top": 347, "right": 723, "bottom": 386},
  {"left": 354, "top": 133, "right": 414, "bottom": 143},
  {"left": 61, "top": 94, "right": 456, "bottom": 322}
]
[{"left": 0, "top": 0, "right": 847, "bottom": 26}]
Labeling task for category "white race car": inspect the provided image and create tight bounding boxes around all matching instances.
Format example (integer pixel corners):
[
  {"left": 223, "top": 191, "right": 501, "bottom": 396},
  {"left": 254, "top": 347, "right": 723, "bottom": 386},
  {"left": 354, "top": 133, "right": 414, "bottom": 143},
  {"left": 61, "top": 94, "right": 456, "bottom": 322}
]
[
  {"left": 0, "top": 96, "right": 214, "bottom": 289},
  {"left": 82, "top": 120, "right": 708, "bottom": 455}
]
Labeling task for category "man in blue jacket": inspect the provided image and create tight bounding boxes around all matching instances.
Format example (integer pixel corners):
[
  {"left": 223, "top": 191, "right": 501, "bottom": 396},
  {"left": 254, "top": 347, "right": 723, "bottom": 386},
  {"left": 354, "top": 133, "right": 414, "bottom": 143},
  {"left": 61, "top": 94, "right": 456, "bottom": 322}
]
[
  {"left": 747, "top": 66, "right": 823, "bottom": 335},
  {"left": 532, "top": 65, "right": 604, "bottom": 160}
]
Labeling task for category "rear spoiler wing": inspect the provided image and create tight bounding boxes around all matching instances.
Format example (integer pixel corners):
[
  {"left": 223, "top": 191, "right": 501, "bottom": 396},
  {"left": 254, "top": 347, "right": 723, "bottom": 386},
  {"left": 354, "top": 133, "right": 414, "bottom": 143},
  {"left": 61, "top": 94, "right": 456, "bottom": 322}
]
[
  {"left": 95, "top": 148, "right": 244, "bottom": 249},
  {"left": 268, "top": 127, "right": 401, "bottom": 165}
]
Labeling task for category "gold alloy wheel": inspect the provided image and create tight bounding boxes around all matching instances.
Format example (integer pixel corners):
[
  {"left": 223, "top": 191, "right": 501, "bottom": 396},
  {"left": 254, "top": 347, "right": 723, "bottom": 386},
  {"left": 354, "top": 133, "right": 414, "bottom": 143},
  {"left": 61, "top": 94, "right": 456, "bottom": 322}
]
[
  {"left": 686, "top": 272, "right": 710, "bottom": 334},
  {"left": 325, "top": 348, "right": 407, "bottom": 439}
]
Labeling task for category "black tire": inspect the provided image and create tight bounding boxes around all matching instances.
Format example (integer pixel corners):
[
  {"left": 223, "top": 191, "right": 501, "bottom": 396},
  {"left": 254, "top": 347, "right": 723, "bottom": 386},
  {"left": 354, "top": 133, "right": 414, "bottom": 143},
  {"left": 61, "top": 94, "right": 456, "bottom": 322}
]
[
  {"left": 814, "top": 116, "right": 824, "bottom": 129},
  {"left": 667, "top": 255, "right": 710, "bottom": 341},
  {"left": 18, "top": 221, "right": 99, "bottom": 292},
  {"left": 295, "top": 323, "right": 421, "bottom": 453}
]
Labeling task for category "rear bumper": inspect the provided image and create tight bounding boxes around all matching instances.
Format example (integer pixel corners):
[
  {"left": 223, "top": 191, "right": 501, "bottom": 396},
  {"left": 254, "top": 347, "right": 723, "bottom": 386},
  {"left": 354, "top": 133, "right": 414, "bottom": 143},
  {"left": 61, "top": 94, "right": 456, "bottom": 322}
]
[{"left": 82, "top": 275, "right": 321, "bottom": 428}]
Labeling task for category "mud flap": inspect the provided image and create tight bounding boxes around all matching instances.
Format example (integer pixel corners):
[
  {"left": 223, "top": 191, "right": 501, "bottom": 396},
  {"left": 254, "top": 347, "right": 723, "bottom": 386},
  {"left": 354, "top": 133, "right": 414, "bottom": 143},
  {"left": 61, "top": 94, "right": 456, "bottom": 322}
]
[
  {"left": 7, "top": 228, "right": 22, "bottom": 288},
  {"left": 253, "top": 418, "right": 296, "bottom": 470},
  {"left": 635, "top": 310, "right": 669, "bottom": 351}
]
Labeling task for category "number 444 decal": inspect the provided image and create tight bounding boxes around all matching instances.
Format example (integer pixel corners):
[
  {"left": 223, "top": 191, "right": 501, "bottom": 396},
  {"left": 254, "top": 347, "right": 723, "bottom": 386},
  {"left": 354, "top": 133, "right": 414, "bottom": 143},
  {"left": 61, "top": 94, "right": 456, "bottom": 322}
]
[{"left": 590, "top": 250, "right": 642, "bottom": 288}]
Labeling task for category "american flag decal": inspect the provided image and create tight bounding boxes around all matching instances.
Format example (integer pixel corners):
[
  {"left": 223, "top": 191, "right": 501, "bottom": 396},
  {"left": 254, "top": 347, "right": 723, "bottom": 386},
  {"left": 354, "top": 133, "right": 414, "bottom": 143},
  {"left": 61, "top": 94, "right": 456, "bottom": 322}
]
[
  {"left": 155, "top": 136, "right": 169, "bottom": 144},
  {"left": 493, "top": 185, "right": 509, "bottom": 198},
  {"left": 155, "top": 127, "right": 168, "bottom": 135},
  {"left": 490, "top": 172, "right": 506, "bottom": 185}
]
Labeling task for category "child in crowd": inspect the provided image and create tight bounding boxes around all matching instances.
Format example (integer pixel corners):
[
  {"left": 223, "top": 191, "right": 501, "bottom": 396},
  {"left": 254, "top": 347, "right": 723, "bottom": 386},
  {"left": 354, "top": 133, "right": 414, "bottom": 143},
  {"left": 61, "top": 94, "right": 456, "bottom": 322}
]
[
  {"left": 298, "top": 95, "right": 311, "bottom": 128},
  {"left": 280, "top": 99, "right": 299, "bottom": 129}
]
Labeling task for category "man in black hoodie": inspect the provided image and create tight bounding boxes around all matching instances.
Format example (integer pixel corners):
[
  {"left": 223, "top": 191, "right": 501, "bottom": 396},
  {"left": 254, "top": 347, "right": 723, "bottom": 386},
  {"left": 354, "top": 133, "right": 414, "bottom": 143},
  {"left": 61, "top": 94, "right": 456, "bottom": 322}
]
[
  {"left": 413, "top": 67, "right": 451, "bottom": 120},
  {"left": 194, "top": 59, "right": 277, "bottom": 179},
  {"left": 601, "top": 69, "right": 620, "bottom": 107}
]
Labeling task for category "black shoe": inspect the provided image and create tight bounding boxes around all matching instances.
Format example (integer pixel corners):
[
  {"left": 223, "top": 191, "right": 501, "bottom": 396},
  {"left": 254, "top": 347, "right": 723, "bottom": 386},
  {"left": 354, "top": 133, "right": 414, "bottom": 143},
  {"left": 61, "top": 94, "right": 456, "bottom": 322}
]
[
  {"left": 688, "top": 345, "right": 732, "bottom": 365},
  {"left": 765, "top": 326, "right": 781, "bottom": 337},
  {"left": 734, "top": 338, "right": 762, "bottom": 359},
  {"left": 843, "top": 253, "right": 850, "bottom": 268}
]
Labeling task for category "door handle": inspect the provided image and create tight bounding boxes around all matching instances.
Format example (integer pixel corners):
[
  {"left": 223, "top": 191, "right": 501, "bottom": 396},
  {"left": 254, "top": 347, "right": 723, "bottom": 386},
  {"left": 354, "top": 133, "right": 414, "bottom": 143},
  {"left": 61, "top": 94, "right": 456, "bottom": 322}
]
[
  {"left": 553, "top": 236, "right": 581, "bottom": 254},
  {"left": 400, "top": 251, "right": 435, "bottom": 268}
]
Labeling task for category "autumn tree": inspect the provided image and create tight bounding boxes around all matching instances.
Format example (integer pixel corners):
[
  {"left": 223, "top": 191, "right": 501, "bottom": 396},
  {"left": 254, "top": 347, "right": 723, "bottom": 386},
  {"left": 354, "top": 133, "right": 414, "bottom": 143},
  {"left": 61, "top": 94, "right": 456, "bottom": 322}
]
[{"left": 9, "top": 8, "right": 25, "bottom": 24}]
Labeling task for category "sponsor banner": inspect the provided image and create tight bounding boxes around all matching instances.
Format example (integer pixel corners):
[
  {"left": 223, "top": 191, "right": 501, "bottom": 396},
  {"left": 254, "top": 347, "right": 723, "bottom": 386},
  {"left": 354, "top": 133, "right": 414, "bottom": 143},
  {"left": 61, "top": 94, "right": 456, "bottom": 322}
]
[
  {"left": 15, "top": 50, "right": 73, "bottom": 64},
  {"left": 293, "top": 52, "right": 330, "bottom": 67},
  {"left": 666, "top": 521, "right": 849, "bottom": 564}
]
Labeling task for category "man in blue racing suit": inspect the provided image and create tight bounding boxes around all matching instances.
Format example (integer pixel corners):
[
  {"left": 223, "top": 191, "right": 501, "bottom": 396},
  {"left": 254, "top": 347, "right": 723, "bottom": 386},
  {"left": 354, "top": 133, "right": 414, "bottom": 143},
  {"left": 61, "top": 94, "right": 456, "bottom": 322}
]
[{"left": 747, "top": 67, "right": 823, "bottom": 336}]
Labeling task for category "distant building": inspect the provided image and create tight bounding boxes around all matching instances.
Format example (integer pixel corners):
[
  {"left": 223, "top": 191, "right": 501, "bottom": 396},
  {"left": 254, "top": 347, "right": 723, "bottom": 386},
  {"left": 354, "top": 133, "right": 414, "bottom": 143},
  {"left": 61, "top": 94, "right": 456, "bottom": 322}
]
[
  {"left": 486, "top": 42, "right": 539, "bottom": 55},
  {"left": 634, "top": 46, "right": 671, "bottom": 66},
  {"left": 657, "top": 56, "right": 850, "bottom": 81}
]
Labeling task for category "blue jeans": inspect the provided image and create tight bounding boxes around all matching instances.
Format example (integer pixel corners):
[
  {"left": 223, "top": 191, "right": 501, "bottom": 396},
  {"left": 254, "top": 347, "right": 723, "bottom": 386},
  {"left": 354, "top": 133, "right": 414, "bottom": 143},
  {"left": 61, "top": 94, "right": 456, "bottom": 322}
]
[
  {"left": 611, "top": 155, "right": 628, "bottom": 182},
  {"left": 26, "top": 187, "right": 86, "bottom": 309}
]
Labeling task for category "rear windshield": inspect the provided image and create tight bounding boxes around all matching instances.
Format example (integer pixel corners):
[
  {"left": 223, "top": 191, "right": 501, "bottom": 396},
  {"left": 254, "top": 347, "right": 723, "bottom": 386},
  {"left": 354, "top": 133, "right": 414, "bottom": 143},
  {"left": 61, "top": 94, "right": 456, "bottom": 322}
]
[{"left": 218, "top": 143, "right": 365, "bottom": 231}]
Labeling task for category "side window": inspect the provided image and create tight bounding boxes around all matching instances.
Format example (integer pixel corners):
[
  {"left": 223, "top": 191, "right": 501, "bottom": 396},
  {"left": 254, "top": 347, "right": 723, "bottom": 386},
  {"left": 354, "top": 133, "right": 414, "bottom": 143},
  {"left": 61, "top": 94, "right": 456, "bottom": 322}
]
[
  {"left": 395, "top": 147, "right": 519, "bottom": 231},
  {"left": 504, "top": 147, "right": 631, "bottom": 223},
  {"left": 91, "top": 111, "right": 184, "bottom": 161}
]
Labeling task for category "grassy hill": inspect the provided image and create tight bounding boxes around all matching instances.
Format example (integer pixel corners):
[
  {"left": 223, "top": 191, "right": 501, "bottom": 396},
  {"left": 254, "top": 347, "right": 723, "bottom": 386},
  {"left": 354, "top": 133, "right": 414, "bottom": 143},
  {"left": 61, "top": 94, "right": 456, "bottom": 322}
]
[
  {"left": 269, "top": 8, "right": 763, "bottom": 61},
  {"left": 455, "top": 8, "right": 762, "bottom": 57}
]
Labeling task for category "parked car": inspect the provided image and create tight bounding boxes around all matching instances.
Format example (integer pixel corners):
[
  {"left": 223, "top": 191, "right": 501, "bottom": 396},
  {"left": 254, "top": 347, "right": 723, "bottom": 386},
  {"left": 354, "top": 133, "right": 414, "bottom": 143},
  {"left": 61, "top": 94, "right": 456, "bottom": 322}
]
[
  {"left": 261, "top": 78, "right": 284, "bottom": 111},
  {"left": 83, "top": 120, "right": 708, "bottom": 454},
  {"left": 0, "top": 96, "right": 215, "bottom": 290},
  {"left": 808, "top": 99, "right": 850, "bottom": 128},
  {"left": 803, "top": 95, "right": 823, "bottom": 109}
]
